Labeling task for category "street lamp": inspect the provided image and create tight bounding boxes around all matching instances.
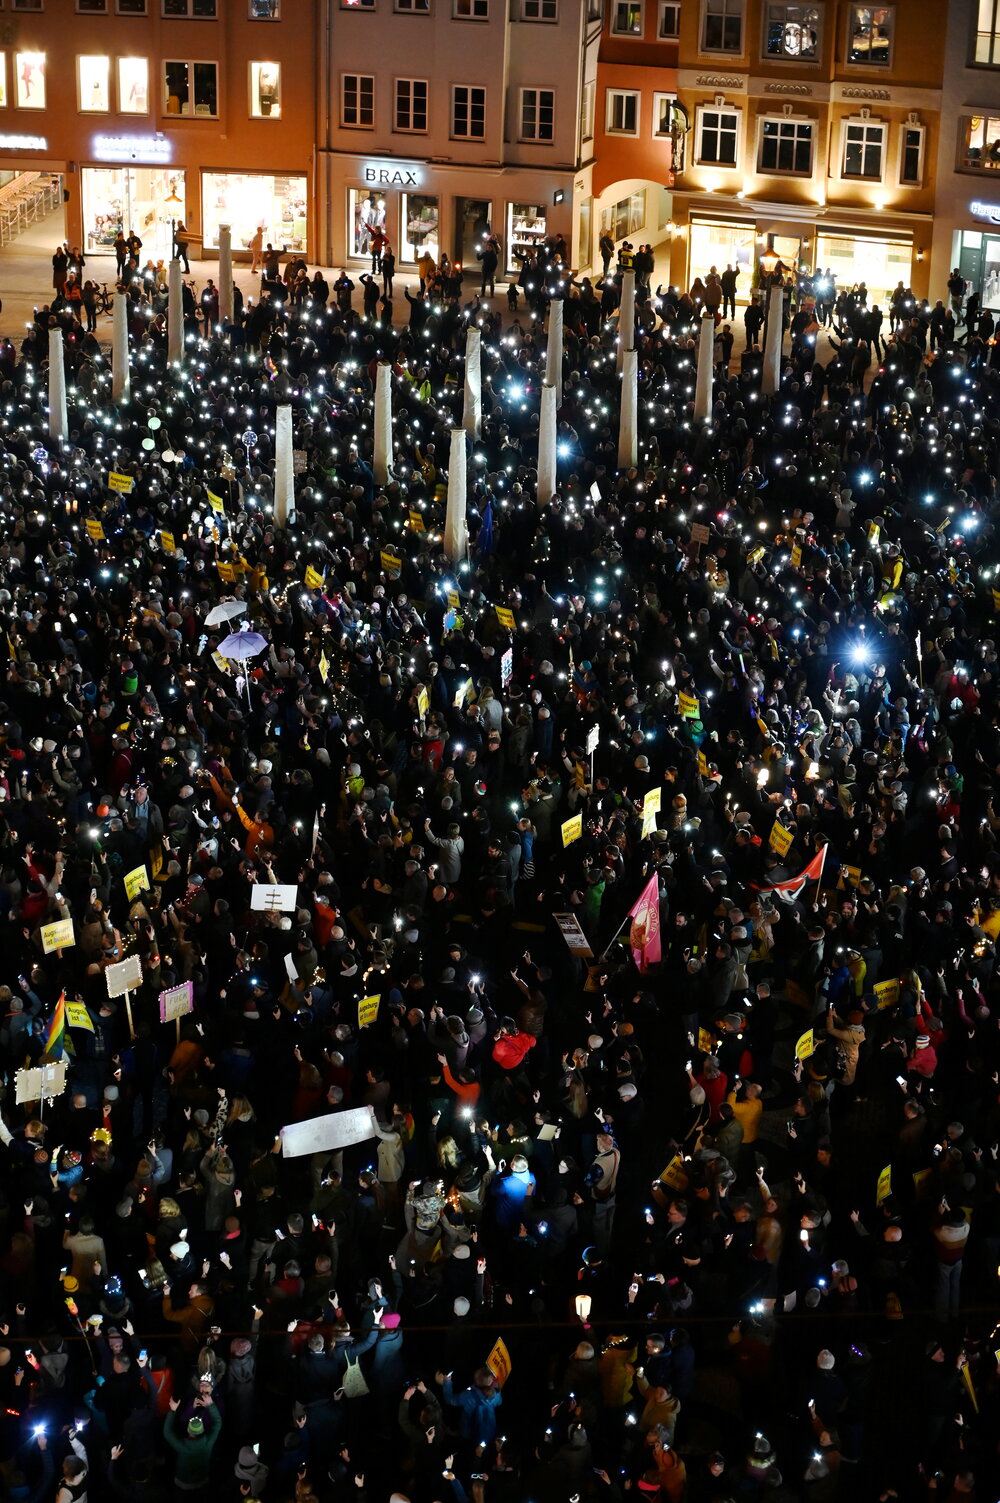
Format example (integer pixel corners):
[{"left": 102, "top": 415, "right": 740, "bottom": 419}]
[
  {"left": 164, "top": 186, "right": 183, "bottom": 261},
  {"left": 759, "top": 245, "right": 780, "bottom": 282}
]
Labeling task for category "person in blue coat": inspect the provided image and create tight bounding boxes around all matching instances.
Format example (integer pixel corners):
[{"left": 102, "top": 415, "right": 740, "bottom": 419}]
[
  {"left": 436, "top": 1366, "right": 502, "bottom": 1449},
  {"left": 489, "top": 1154, "right": 536, "bottom": 1230}
]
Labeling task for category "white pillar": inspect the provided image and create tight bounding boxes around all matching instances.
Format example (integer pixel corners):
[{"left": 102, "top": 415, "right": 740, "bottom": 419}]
[
  {"left": 537, "top": 380, "right": 557, "bottom": 508},
  {"left": 545, "top": 297, "right": 564, "bottom": 406},
  {"left": 463, "top": 326, "right": 482, "bottom": 439},
  {"left": 112, "top": 292, "right": 130, "bottom": 405},
  {"left": 167, "top": 257, "right": 184, "bottom": 364},
  {"left": 444, "top": 427, "right": 468, "bottom": 563},
  {"left": 694, "top": 309, "right": 715, "bottom": 422},
  {"left": 617, "top": 348, "right": 638, "bottom": 472},
  {"left": 763, "top": 281, "right": 784, "bottom": 397},
  {"left": 274, "top": 403, "right": 293, "bottom": 530},
  {"left": 218, "top": 223, "right": 234, "bottom": 327},
  {"left": 616, "top": 269, "right": 635, "bottom": 373},
  {"left": 373, "top": 362, "right": 392, "bottom": 485},
  {"left": 48, "top": 329, "right": 68, "bottom": 445}
]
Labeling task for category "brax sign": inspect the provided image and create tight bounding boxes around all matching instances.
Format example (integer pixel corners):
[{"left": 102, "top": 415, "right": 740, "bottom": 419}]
[{"left": 363, "top": 163, "right": 421, "bottom": 187}]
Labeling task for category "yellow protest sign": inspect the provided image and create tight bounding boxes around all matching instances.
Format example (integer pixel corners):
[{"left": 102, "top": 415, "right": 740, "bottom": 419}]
[
  {"left": 453, "top": 678, "right": 474, "bottom": 709},
  {"left": 678, "top": 691, "right": 700, "bottom": 720},
  {"left": 124, "top": 865, "right": 150, "bottom": 902},
  {"left": 486, "top": 1337, "right": 512, "bottom": 1388},
  {"left": 641, "top": 787, "right": 662, "bottom": 838},
  {"left": 867, "top": 522, "right": 881, "bottom": 545},
  {"left": 212, "top": 651, "right": 234, "bottom": 675},
  {"left": 207, "top": 489, "right": 225, "bottom": 514},
  {"left": 839, "top": 863, "right": 861, "bottom": 889},
  {"left": 380, "top": 550, "right": 402, "bottom": 573},
  {"left": 160, "top": 530, "right": 176, "bottom": 553},
  {"left": 790, "top": 542, "right": 802, "bottom": 568},
  {"left": 416, "top": 686, "right": 429, "bottom": 719},
  {"left": 108, "top": 471, "right": 134, "bottom": 494},
  {"left": 318, "top": 651, "right": 329, "bottom": 684},
  {"left": 85, "top": 518, "right": 106, "bottom": 541},
  {"left": 150, "top": 844, "right": 164, "bottom": 881},
  {"left": 874, "top": 978, "right": 899, "bottom": 1011},
  {"left": 446, "top": 589, "right": 460, "bottom": 611},
  {"left": 747, "top": 545, "right": 765, "bottom": 567},
  {"left": 217, "top": 561, "right": 235, "bottom": 583},
  {"left": 358, "top": 994, "right": 381, "bottom": 1028},
  {"left": 796, "top": 1028, "right": 815, "bottom": 1061},
  {"left": 659, "top": 1154, "right": 690, "bottom": 1191},
  {"left": 495, "top": 606, "right": 516, "bottom": 631},
  {"left": 561, "top": 813, "right": 583, "bottom": 848},
  {"left": 305, "top": 565, "right": 325, "bottom": 590},
  {"left": 913, "top": 1167, "right": 933, "bottom": 1194},
  {"left": 769, "top": 821, "right": 793, "bottom": 858},
  {"left": 876, "top": 1164, "right": 892, "bottom": 1204},
  {"left": 41, "top": 918, "right": 75, "bottom": 954},
  {"left": 409, "top": 509, "right": 425, "bottom": 532},
  {"left": 65, "top": 1001, "right": 94, "bottom": 1033},
  {"left": 698, "top": 1027, "right": 714, "bottom": 1054},
  {"left": 697, "top": 751, "right": 709, "bottom": 776}
]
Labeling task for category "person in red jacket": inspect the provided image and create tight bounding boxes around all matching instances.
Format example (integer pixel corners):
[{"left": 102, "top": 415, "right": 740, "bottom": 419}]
[{"left": 492, "top": 1017, "right": 536, "bottom": 1071}]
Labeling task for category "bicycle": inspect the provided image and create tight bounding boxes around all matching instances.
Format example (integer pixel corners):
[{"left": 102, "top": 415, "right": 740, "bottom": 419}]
[{"left": 94, "top": 283, "right": 115, "bottom": 316}]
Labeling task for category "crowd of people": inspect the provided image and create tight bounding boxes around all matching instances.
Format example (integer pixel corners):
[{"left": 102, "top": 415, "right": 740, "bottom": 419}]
[{"left": 2, "top": 233, "right": 1000, "bottom": 1503}]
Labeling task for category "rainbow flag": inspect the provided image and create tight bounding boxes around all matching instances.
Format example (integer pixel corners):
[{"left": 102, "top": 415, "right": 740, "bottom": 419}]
[{"left": 44, "top": 993, "right": 66, "bottom": 1060}]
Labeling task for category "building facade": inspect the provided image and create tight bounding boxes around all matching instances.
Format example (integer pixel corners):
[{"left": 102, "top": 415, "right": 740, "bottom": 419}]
[
  {"left": 932, "top": 0, "right": 1000, "bottom": 313},
  {"left": 0, "top": 0, "right": 314, "bottom": 264},
  {"left": 313, "top": 0, "right": 601, "bottom": 275}
]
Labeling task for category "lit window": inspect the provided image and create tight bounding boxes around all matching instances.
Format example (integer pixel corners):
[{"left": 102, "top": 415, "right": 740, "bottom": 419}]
[
  {"left": 842, "top": 117, "right": 885, "bottom": 178},
  {"left": 250, "top": 61, "right": 281, "bottom": 116},
  {"left": 342, "top": 73, "right": 374, "bottom": 127},
  {"left": 961, "top": 113, "right": 1000, "bottom": 171},
  {"left": 612, "top": 0, "right": 643, "bottom": 32},
  {"left": 0, "top": 57, "right": 7, "bottom": 109},
  {"left": 658, "top": 1, "right": 680, "bottom": 36},
  {"left": 78, "top": 55, "right": 111, "bottom": 112},
  {"left": 520, "top": 87, "right": 554, "bottom": 140},
  {"left": 163, "top": 60, "right": 218, "bottom": 116},
  {"left": 452, "top": 83, "right": 486, "bottom": 136},
  {"left": 702, "top": 0, "right": 743, "bottom": 50},
  {"left": 899, "top": 120, "right": 924, "bottom": 185},
  {"left": 15, "top": 53, "right": 46, "bottom": 109},
  {"left": 395, "top": 77, "right": 428, "bottom": 131},
  {"left": 759, "top": 115, "right": 813, "bottom": 173},
  {"left": 606, "top": 88, "right": 639, "bottom": 134},
  {"left": 118, "top": 57, "right": 149, "bottom": 113},
  {"left": 976, "top": 0, "right": 1000, "bottom": 64},
  {"left": 846, "top": 5, "right": 893, "bottom": 65},
  {"left": 580, "top": 80, "right": 595, "bottom": 140},
  {"left": 696, "top": 103, "right": 740, "bottom": 164},
  {"left": 764, "top": 3, "right": 820, "bottom": 58}
]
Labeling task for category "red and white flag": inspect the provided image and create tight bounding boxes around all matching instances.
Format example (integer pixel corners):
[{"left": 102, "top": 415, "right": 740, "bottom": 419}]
[
  {"left": 756, "top": 844, "right": 828, "bottom": 900},
  {"left": 628, "top": 874, "right": 662, "bottom": 972}
]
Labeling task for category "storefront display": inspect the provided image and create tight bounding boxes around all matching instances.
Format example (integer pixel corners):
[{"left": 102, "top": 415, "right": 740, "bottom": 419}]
[
  {"left": 956, "top": 228, "right": 1000, "bottom": 313},
  {"left": 118, "top": 58, "right": 149, "bottom": 115},
  {"left": 815, "top": 232, "right": 911, "bottom": 300},
  {"left": 689, "top": 219, "right": 755, "bottom": 285},
  {"left": 401, "top": 192, "right": 439, "bottom": 264},
  {"left": 81, "top": 165, "right": 184, "bottom": 257},
  {"left": 202, "top": 170, "right": 307, "bottom": 254},
  {"left": 15, "top": 53, "right": 45, "bottom": 111},
  {"left": 507, "top": 202, "right": 547, "bottom": 272},
  {"left": 350, "top": 187, "right": 389, "bottom": 259},
  {"left": 79, "top": 56, "right": 110, "bottom": 114}
]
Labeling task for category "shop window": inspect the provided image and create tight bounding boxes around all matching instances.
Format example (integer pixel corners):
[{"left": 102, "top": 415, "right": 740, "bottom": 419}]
[
  {"left": 960, "top": 115, "right": 1000, "bottom": 172},
  {"left": 203, "top": 170, "right": 307, "bottom": 253},
  {"left": 975, "top": 0, "right": 1000, "bottom": 64},
  {"left": 118, "top": 0, "right": 148, "bottom": 13},
  {"left": 758, "top": 116, "right": 813, "bottom": 174},
  {"left": 899, "top": 120, "right": 924, "bottom": 185},
  {"left": 652, "top": 91, "right": 676, "bottom": 137},
  {"left": 78, "top": 0, "right": 109, "bottom": 11},
  {"left": 612, "top": 0, "right": 643, "bottom": 33},
  {"left": 84, "top": 166, "right": 184, "bottom": 257},
  {"left": 764, "top": 3, "right": 820, "bottom": 59},
  {"left": 118, "top": 57, "right": 149, "bottom": 113},
  {"left": 606, "top": 88, "right": 639, "bottom": 134},
  {"left": 603, "top": 189, "right": 646, "bottom": 242},
  {"left": 342, "top": 73, "right": 374, "bottom": 127},
  {"left": 580, "top": 81, "right": 595, "bottom": 141},
  {"left": 452, "top": 83, "right": 486, "bottom": 138},
  {"left": 842, "top": 117, "right": 885, "bottom": 179},
  {"left": 78, "top": 55, "right": 111, "bottom": 112},
  {"left": 846, "top": 5, "right": 893, "bottom": 65},
  {"left": 696, "top": 103, "right": 739, "bottom": 165},
  {"left": 163, "top": 0, "right": 217, "bottom": 15},
  {"left": 702, "top": 0, "right": 743, "bottom": 51},
  {"left": 250, "top": 0, "right": 280, "bottom": 14},
  {"left": 395, "top": 77, "right": 428, "bottom": 131},
  {"left": 520, "top": 87, "right": 554, "bottom": 141},
  {"left": 658, "top": 0, "right": 680, "bottom": 36},
  {"left": 163, "top": 60, "right": 218, "bottom": 117},
  {"left": 15, "top": 53, "right": 45, "bottom": 109},
  {"left": 0, "top": 56, "right": 7, "bottom": 109},
  {"left": 522, "top": 0, "right": 558, "bottom": 18},
  {"left": 250, "top": 61, "right": 280, "bottom": 116},
  {"left": 402, "top": 192, "right": 439, "bottom": 262},
  {"left": 350, "top": 188, "right": 387, "bottom": 258},
  {"left": 454, "top": 0, "right": 489, "bottom": 17},
  {"left": 508, "top": 202, "right": 546, "bottom": 271}
]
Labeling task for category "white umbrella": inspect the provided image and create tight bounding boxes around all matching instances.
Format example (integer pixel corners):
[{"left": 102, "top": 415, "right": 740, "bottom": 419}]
[
  {"left": 205, "top": 600, "right": 247, "bottom": 628},
  {"left": 217, "top": 630, "right": 267, "bottom": 660}
]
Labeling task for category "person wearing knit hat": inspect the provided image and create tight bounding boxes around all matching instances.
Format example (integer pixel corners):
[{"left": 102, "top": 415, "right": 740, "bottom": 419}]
[{"left": 164, "top": 1396, "right": 220, "bottom": 1492}]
